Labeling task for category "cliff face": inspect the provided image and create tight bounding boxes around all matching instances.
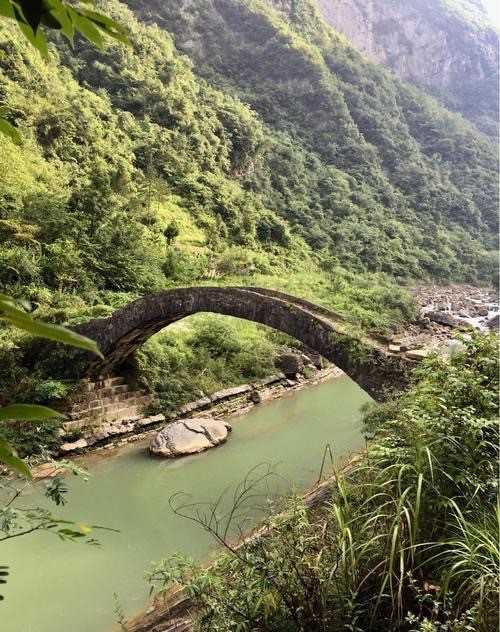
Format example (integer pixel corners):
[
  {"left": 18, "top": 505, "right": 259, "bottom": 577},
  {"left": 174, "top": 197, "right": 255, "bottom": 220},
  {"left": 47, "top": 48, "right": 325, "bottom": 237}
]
[{"left": 315, "top": 0, "right": 499, "bottom": 136}]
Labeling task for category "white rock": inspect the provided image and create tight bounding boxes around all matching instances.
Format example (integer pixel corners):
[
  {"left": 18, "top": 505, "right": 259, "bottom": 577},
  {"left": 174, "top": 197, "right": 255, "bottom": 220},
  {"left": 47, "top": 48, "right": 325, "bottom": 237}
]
[
  {"left": 149, "top": 417, "right": 231, "bottom": 458},
  {"left": 60, "top": 438, "right": 88, "bottom": 452}
]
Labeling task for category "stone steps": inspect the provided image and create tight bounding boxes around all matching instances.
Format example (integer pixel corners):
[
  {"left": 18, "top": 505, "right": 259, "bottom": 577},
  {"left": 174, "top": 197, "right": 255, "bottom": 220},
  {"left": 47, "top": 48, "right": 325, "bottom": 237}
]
[
  {"left": 61, "top": 376, "right": 153, "bottom": 436},
  {"left": 69, "top": 392, "right": 150, "bottom": 416}
]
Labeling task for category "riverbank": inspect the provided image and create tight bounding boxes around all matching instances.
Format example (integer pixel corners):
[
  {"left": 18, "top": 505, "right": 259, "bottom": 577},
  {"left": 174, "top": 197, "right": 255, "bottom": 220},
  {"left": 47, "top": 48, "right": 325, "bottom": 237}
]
[
  {"left": 373, "top": 283, "right": 499, "bottom": 359},
  {"left": 126, "top": 333, "right": 498, "bottom": 632},
  {"left": 125, "top": 452, "right": 363, "bottom": 632},
  {"left": 1, "top": 374, "right": 372, "bottom": 632},
  {"left": 32, "top": 365, "right": 343, "bottom": 480}
]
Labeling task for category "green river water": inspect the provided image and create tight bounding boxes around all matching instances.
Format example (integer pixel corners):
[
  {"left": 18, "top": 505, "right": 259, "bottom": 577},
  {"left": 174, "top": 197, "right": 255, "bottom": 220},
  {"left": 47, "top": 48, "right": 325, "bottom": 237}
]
[{"left": 1, "top": 375, "right": 371, "bottom": 632}]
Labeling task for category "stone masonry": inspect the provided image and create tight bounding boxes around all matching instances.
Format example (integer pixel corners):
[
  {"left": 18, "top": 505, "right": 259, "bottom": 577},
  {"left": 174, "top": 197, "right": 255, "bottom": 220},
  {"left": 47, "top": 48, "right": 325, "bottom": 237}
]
[
  {"left": 72, "top": 287, "right": 416, "bottom": 402},
  {"left": 61, "top": 376, "right": 153, "bottom": 439}
]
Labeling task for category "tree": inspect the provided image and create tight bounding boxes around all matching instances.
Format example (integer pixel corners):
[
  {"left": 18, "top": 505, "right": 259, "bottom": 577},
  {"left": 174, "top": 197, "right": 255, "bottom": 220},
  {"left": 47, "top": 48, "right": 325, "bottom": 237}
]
[
  {"left": 0, "top": 0, "right": 125, "bottom": 475},
  {"left": 0, "top": 0, "right": 123, "bottom": 601},
  {"left": 163, "top": 221, "right": 180, "bottom": 245}
]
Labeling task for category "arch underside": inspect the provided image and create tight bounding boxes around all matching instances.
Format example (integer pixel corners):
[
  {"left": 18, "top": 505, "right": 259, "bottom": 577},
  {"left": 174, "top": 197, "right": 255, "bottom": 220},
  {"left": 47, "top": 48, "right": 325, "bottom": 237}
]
[{"left": 74, "top": 287, "right": 411, "bottom": 401}]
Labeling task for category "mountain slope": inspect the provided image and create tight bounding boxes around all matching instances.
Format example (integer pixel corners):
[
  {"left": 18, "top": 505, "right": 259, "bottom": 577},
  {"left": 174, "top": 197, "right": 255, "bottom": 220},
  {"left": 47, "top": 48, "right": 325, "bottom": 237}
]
[
  {"left": 0, "top": 0, "right": 497, "bottom": 306},
  {"left": 125, "top": 0, "right": 498, "bottom": 280},
  {"left": 0, "top": 9, "right": 304, "bottom": 300},
  {"left": 314, "top": 0, "right": 499, "bottom": 137}
]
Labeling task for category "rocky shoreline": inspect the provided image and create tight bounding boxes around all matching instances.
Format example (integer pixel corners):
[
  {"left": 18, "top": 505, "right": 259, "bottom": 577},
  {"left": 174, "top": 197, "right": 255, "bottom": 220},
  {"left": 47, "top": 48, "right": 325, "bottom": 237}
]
[
  {"left": 32, "top": 365, "right": 342, "bottom": 480},
  {"left": 376, "top": 283, "right": 499, "bottom": 359}
]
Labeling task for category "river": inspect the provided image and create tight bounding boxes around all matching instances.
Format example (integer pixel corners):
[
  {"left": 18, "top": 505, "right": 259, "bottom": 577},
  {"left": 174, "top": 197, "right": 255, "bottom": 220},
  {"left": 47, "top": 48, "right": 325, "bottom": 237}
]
[{"left": 1, "top": 375, "right": 371, "bottom": 632}]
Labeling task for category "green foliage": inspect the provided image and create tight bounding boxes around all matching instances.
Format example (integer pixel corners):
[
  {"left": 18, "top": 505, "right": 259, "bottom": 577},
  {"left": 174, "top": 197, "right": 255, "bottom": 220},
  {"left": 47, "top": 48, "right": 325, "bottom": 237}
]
[
  {"left": 0, "top": 0, "right": 495, "bottom": 463},
  {"left": 0, "top": 2, "right": 301, "bottom": 303},
  {"left": 0, "top": 292, "right": 101, "bottom": 476},
  {"left": 150, "top": 333, "right": 499, "bottom": 631},
  {"left": 0, "top": 0, "right": 497, "bottom": 319},
  {"left": 0, "top": 0, "right": 129, "bottom": 141},
  {"left": 0, "top": 294, "right": 101, "bottom": 356},
  {"left": 163, "top": 220, "right": 180, "bottom": 245},
  {"left": 134, "top": 314, "right": 277, "bottom": 411},
  {"left": 0, "top": 0, "right": 129, "bottom": 58},
  {"left": 0, "top": 417, "right": 61, "bottom": 458}
]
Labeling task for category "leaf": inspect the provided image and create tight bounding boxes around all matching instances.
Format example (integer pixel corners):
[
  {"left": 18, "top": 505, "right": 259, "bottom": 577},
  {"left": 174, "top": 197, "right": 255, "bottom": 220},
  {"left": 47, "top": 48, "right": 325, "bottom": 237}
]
[
  {"left": 0, "top": 116, "right": 21, "bottom": 144},
  {"left": 72, "top": 13, "right": 104, "bottom": 49},
  {"left": 78, "top": 8, "right": 129, "bottom": 45},
  {"left": 0, "top": 296, "right": 103, "bottom": 357},
  {"left": 17, "top": 20, "right": 49, "bottom": 57},
  {"left": 0, "top": 0, "right": 15, "bottom": 20},
  {"left": 0, "top": 404, "right": 63, "bottom": 421},
  {"left": 49, "top": 6, "right": 74, "bottom": 41},
  {"left": 11, "top": 315, "right": 102, "bottom": 356},
  {"left": 0, "top": 438, "right": 31, "bottom": 478}
]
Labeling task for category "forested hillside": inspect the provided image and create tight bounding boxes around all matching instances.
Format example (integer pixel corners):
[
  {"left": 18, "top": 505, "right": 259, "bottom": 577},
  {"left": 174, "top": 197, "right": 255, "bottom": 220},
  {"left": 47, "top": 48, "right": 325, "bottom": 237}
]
[
  {"left": 1, "top": 0, "right": 498, "bottom": 299},
  {"left": 127, "top": 0, "right": 498, "bottom": 280},
  {"left": 0, "top": 0, "right": 497, "bottom": 413},
  {"left": 0, "top": 4, "right": 498, "bottom": 629}
]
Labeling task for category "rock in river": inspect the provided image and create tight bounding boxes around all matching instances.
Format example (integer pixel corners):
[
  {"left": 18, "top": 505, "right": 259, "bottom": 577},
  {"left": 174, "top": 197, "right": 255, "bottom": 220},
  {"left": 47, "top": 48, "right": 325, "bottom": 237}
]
[
  {"left": 149, "top": 417, "right": 231, "bottom": 457},
  {"left": 275, "top": 352, "right": 303, "bottom": 377},
  {"left": 487, "top": 313, "right": 499, "bottom": 330},
  {"left": 427, "top": 311, "right": 458, "bottom": 328}
]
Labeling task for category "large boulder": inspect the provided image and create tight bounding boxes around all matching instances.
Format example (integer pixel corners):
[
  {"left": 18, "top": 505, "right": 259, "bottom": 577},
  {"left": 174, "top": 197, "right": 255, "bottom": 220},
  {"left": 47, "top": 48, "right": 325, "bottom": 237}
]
[
  {"left": 427, "top": 311, "right": 459, "bottom": 328},
  {"left": 487, "top": 313, "right": 499, "bottom": 330},
  {"left": 275, "top": 352, "right": 303, "bottom": 377},
  {"left": 149, "top": 417, "right": 231, "bottom": 457}
]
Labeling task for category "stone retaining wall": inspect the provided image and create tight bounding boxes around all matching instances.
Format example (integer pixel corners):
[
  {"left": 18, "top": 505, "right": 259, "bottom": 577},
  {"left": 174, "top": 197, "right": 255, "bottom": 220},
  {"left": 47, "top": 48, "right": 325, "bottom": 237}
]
[{"left": 34, "top": 367, "right": 339, "bottom": 471}]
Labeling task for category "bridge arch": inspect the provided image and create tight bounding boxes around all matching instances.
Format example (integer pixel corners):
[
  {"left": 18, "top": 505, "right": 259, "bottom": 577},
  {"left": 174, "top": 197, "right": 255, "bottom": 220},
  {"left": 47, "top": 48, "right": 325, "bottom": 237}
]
[{"left": 74, "top": 287, "right": 411, "bottom": 401}]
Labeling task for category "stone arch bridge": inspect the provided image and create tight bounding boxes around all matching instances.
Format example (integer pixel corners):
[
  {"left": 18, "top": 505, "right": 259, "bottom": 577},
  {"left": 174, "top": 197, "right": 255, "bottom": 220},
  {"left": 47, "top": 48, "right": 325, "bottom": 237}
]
[{"left": 74, "top": 286, "right": 414, "bottom": 401}]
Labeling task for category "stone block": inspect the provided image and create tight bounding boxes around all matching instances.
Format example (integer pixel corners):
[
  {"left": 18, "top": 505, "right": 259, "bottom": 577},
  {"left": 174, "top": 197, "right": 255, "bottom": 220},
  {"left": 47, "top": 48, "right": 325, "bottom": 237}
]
[
  {"left": 60, "top": 438, "right": 88, "bottom": 452},
  {"left": 210, "top": 385, "right": 251, "bottom": 403},
  {"left": 253, "top": 373, "right": 285, "bottom": 387},
  {"left": 111, "top": 384, "right": 129, "bottom": 395},
  {"left": 137, "top": 414, "right": 166, "bottom": 427},
  {"left": 406, "top": 349, "right": 430, "bottom": 360},
  {"left": 107, "top": 406, "right": 138, "bottom": 421},
  {"left": 103, "top": 376, "right": 126, "bottom": 387},
  {"left": 178, "top": 397, "right": 211, "bottom": 416},
  {"left": 250, "top": 388, "right": 273, "bottom": 404},
  {"left": 62, "top": 419, "right": 88, "bottom": 432}
]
